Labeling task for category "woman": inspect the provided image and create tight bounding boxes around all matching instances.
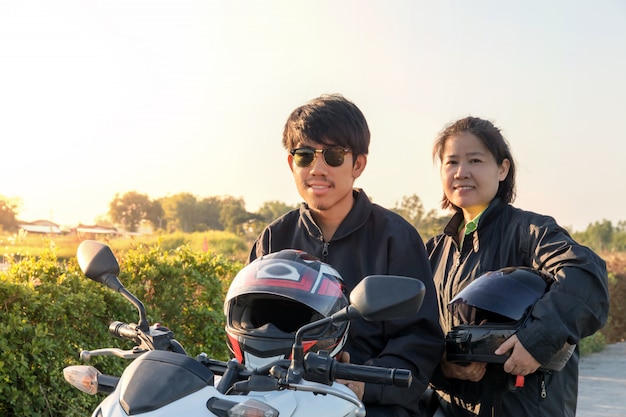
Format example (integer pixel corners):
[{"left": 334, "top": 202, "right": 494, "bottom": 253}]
[{"left": 425, "top": 116, "right": 609, "bottom": 416}]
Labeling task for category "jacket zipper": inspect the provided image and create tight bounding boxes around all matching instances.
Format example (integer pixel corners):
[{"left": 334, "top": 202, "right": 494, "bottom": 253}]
[
  {"left": 322, "top": 241, "right": 329, "bottom": 259},
  {"left": 448, "top": 243, "right": 462, "bottom": 308}
]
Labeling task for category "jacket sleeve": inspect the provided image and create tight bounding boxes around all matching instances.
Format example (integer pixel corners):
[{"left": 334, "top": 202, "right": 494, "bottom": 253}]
[
  {"left": 361, "top": 226, "right": 445, "bottom": 408},
  {"left": 247, "top": 213, "right": 297, "bottom": 263},
  {"left": 515, "top": 215, "right": 609, "bottom": 366},
  {"left": 247, "top": 230, "right": 268, "bottom": 264}
]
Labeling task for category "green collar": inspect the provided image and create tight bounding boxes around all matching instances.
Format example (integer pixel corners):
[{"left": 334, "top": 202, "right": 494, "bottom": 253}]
[{"left": 459, "top": 210, "right": 485, "bottom": 236}]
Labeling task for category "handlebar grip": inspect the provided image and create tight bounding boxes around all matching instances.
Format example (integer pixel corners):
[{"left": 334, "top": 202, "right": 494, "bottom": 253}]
[
  {"left": 333, "top": 361, "right": 413, "bottom": 387},
  {"left": 109, "top": 321, "right": 140, "bottom": 342}
]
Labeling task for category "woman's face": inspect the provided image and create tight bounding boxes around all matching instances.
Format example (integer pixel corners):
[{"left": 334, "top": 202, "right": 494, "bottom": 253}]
[{"left": 440, "top": 132, "right": 510, "bottom": 219}]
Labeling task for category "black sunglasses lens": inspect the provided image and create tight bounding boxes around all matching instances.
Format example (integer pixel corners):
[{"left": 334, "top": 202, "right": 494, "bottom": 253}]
[
  {"left": 292, "top": 148, "right": 347, "bottom": 167},
  {"left": 324, "top": 149, "right": 345, "bottom": 167},
  {"left": 293, "top": 149, "right": 315, "bottom": 167}
]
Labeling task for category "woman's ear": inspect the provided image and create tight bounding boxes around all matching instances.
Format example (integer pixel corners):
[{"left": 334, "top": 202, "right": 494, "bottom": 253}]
[{"left": 499, "top": 158, "right": 510, "bottom": 181}]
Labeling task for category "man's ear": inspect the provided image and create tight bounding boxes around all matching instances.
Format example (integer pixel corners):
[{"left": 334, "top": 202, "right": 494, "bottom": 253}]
[
  {"left": 353, "top": 154, "right": 367, "bottom": 178},
  {"left": 287, "top": 154, "right": 295, "bottom": 173}
]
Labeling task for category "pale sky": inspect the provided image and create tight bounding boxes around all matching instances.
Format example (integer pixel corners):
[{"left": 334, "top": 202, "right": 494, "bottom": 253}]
[{"left": 1, "top": 1, "right": 624, "bottom": 232}]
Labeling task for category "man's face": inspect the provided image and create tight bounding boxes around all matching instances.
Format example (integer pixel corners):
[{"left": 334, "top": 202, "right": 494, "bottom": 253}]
[{"left": 288, "top": 141, "right": 366, "bottom": 216}]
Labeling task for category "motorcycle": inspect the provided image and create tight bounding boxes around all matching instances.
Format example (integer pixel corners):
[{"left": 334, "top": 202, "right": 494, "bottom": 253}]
[{"left": 63, "top": 240, "right": 426, "bottom": 417}]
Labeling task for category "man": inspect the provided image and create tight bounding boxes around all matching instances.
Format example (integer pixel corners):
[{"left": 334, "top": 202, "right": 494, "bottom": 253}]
[{"left": 248, "top": 93, "right": 444, "bottom": 417}]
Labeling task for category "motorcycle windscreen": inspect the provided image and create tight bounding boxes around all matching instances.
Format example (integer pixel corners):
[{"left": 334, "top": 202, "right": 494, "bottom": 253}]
[{"left": 118, "top": 350, "right": 214, "bottom": 415}]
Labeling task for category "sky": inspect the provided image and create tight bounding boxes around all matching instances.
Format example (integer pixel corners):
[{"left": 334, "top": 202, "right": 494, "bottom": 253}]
[{"left": 1, "top": 1, "right": 625, "bottom": 232}]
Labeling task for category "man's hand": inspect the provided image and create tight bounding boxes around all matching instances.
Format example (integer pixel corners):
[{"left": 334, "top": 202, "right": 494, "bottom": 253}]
[
  {"left": 335, "top": 351, "right": 365, "bottom": 400},
  {"left": 495, "top": 335, "right": 540, "bottom": 376}
]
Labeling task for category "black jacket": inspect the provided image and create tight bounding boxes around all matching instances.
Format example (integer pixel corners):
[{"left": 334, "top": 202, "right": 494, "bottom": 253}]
[
  {"left": 249, "top": 189, "right": 444, "bottom": 417},
  {"left": 426, "top": 199, "right": 609, "bottom": 417}
]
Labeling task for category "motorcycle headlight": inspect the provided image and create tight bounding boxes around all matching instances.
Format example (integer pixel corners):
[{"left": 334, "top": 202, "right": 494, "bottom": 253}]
[
  {"left": 227, "top": 399, "right": 279, "bottom": 417},
  {"left": 207, "top": 397, "right": 279, "bottom": 417}
]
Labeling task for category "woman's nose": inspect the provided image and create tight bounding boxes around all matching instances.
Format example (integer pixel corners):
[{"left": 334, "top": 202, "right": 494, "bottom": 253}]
[{"left": 454, "top": 164, "right": 469, "bottom": 179}]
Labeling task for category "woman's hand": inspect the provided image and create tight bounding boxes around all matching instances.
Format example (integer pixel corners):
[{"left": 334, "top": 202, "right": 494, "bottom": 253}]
[
  {"left": 495, "top": 334, "right": 541, "bottom": 376},
  {"left": 335, "top": 351, "right": 365, "bottom": 400},
  {"left": 440, "top": 354, "right": 487, "bottom": 382}
]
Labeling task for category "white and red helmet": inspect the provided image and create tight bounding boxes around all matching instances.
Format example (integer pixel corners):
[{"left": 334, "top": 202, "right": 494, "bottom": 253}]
[{"left": 224, "top": 249, "right": 349, "bottom": 370}]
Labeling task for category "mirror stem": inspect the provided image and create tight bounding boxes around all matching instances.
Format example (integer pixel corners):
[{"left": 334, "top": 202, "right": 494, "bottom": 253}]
[
  {"left": 288, "top": 317, "right": 333, "bottom": 383},
  {"left": 119, "top": 287, "right": 149, "bottom": 332}
]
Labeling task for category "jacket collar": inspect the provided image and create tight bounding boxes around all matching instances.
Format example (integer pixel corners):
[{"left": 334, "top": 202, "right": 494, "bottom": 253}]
[
  {"left": 443, "top": 198, "right": 508, "bottom": 238},
  {"left": 299, "top": 188, "right": 372, "bottom": 241}
]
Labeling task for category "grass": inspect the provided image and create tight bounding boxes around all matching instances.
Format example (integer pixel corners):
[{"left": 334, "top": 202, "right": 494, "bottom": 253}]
[{"left": 0, "top": 229, "right": 250, "bottom": 265}]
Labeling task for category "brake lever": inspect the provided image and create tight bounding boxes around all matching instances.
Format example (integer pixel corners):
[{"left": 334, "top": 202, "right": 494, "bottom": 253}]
[{"left": 80, "top": 347, "right": 147, "bottom": 361}]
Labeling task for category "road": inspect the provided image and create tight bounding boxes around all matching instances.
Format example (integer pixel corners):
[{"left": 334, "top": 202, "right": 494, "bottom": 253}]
[{"left": 577, "top": 342, "right": 626, "bottom": 416}]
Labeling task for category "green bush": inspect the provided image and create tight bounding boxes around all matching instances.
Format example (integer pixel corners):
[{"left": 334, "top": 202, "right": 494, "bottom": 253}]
[
  {"left": 579, "top": 332, "right": 606, "bottom": 356},
  {"left": 116, "top": 243, "right": 242, "bottom": 358},
  {"left": 0, "top": 251, "right": 127, "bottom": 415},
  {"left": 0, "top": 243, "right": 242, "bottom": 416}
]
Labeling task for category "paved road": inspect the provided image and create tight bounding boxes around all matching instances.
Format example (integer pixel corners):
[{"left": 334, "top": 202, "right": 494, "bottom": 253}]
[{"left": 577, "top": 342, "right": 626, "bottom": 416}]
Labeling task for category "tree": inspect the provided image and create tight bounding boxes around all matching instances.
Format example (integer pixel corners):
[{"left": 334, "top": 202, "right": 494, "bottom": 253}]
[
  {"left": 611, "top": 221, "right": 626, "bottom": 251},
  {"left": 256, "top": 200, "right": 298, "bottom": 223},
  {"left": 146, "top": 200, "right": 164, "bottom": 230},
  {"left": 156, "top": 194, "right": 238, "bottom": 233},
  {"left": 582, "top": 219, "right": 614, "bottom": 252},
  {"left": 109, "top": 191, "right": 153, "bottom": 232},
  {"left": 391, "top": 194, "right": 448, "bottom": 242},
  {"left": 158, "top": 193, "right": 197, "bottom": 232},
  {"left": 0, "top": 196, "right": 19, "bottom": 232},
  {"left": 420, "top": 209, "right": 450, "bottom": 241},
  {"left": 245, "top": 200, "right": 299, "bottom": 238},
  {"left": 196, "top": 196, "right": 224, "bottom": 231},
  {"left": 391, "top": 194, "right": 425, "bottom": 230},
  {"left": 174, "top": 193, "right": 199, "bottom": 233},
  {"left": 219, "top": 197, "right": 255, "bottom": 235}
]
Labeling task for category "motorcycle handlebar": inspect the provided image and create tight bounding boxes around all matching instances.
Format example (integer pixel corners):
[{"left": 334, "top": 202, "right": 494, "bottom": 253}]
[
  {"left": 303, "top": 351, "right": 413, "bottom": 388},
  {"left": 109, "top": 321, "right": 140, "bottom": 343},
  {"left": 332, "top": 361, "right": 412, "bottom": 387}
]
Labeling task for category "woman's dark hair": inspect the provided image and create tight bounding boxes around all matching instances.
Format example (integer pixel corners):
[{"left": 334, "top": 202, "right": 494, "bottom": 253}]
[
  {"left": 282, "top": 93, "right": 370, "bottom": 157},
  {"left": 433, "top": 116, "right": 516, "bottom": 210}
]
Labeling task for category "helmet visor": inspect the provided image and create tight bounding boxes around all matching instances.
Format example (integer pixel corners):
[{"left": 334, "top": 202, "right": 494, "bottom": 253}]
[{"left": 449, "top": 268, "right": 549, "bottom": 323}]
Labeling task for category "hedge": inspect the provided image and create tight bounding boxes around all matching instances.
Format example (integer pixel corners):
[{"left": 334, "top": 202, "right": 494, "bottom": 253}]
[{"left": 0, "top": 244, "right": 242, "bottom": 416}]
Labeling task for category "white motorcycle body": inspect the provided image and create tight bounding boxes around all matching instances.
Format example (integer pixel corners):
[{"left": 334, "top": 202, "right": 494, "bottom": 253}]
[
  {"left": 94, "top": 381, "right": 359, "bottom": 417},
  {"left": 80, "top": 338, "right": 364, "bottom": 417},
  {"left": 88, "top": 348, "right": 361, "bottom": 417}
]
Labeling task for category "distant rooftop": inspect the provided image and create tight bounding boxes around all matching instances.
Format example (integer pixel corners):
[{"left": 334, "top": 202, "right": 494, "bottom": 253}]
[{"left": 18, "top": 220, "right": 63, "bottom": 234}]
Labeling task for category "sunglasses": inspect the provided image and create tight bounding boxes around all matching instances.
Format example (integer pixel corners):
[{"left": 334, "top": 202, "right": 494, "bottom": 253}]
[{"left": 290, "top": 147, "right": 352, "bottom": 168}]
